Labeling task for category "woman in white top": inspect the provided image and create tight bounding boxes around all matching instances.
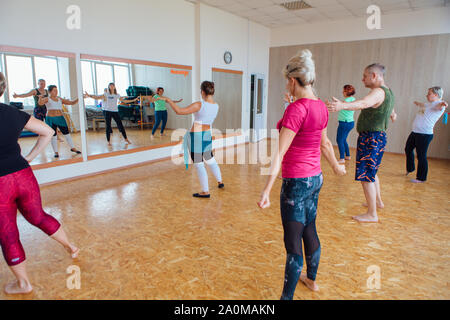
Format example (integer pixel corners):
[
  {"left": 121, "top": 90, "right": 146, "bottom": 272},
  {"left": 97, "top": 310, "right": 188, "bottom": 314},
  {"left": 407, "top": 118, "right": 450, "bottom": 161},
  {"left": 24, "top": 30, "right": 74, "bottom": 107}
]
[
  {"left": 159, "top": 81, "right": 224, "bottom": 198},
  {"left": 84, "top": 83, "right": 137, "bottom": 146},
  {"left": 405, "top": 86, "right": 448, "bottom": 183},
  {"left": 38, "top": 85, "right": 81, "bottom": 158}
]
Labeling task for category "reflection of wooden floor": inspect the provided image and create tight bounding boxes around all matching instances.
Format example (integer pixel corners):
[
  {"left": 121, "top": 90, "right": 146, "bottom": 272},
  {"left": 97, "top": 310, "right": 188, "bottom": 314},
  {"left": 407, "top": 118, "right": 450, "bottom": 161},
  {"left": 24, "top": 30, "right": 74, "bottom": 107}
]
[
  {"left": 20, "top": 128, "right": 181, "bottom": 166},
  {"left": 1, "top": 143, "right": 449, "bottom": 300}
]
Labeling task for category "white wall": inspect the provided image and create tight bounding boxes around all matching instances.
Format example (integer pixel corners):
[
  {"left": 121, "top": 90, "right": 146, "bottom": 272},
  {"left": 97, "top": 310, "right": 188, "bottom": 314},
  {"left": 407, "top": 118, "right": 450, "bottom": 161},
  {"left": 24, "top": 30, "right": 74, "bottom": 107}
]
[
  {"left": 0, "top": 0, "right": 196, "bottom": 66},
  {"left": 271, "top": 7, "right": 450, "bottom": 47},
  {"left": 198, "top": 3, "right": 271, "bottom": 133}
]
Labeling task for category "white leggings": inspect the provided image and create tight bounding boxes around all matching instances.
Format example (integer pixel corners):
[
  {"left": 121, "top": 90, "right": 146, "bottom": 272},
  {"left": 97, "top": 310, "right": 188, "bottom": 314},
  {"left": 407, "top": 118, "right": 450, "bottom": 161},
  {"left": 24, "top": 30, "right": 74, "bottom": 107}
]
[
  {"left": 51, "top": 134, "right": 75, "bottom": 153},
  {"left": 194, "top": 157, "right": 222, "bottom": 193}
]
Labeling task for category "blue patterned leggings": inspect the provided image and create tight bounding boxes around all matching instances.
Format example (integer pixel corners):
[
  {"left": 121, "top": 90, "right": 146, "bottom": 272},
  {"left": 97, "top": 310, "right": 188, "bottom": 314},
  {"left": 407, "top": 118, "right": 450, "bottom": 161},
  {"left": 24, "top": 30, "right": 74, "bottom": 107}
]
[{"left": 280, "top": 173, "right": 323, "bottom": 300}]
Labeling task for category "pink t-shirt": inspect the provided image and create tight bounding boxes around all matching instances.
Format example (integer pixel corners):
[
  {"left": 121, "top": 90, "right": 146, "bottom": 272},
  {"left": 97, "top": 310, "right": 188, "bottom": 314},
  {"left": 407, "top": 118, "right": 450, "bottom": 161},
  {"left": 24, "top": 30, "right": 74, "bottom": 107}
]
[{"left": 277, "top": 98, "right": 329, "bottom": 178}]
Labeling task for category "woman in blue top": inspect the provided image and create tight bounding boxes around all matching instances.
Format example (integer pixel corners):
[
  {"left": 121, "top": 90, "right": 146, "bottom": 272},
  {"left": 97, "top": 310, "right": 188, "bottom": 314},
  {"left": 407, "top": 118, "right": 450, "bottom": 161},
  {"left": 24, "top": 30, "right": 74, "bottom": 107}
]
[{"left": 336, "top": 85, "right": 356, "bottom": 163}]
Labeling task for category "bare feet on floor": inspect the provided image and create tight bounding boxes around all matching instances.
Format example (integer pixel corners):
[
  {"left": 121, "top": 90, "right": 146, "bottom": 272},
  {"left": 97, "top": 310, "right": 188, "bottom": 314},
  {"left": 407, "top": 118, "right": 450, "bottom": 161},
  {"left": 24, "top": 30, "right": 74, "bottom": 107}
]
[
  {"left": 125, "top": 139, "right": 132, "bottom": 145},
  {"left": 299, "top": 273, "right": 319, "bottom": 292},
  {"left": 4, "top": 280, "right": 33, "bottom": 295},
  {"left": 352, "top": 213, "right": 379, "bottom": 223}
]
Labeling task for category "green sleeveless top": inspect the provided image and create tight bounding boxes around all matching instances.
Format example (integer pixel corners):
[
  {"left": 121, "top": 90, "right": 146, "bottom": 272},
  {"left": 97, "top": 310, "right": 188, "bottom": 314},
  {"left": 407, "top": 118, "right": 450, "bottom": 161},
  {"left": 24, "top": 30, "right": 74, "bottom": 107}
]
[
  {"left": 153, "top": 94, "right": 167, "bottom": 111},
  {"left": 356, "top": 86, "right": 394, "bottom": 133},
  {"left": 33, "top": 88, "right": 48, "bottom": 108}
]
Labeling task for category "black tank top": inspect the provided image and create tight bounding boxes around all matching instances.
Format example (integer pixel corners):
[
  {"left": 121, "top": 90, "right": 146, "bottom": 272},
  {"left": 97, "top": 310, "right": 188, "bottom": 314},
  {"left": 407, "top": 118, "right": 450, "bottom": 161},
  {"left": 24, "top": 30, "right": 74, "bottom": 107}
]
[
  {"left": 0, "top": 103, "right": 31, "bottom": 177},
  {"left": 33, "top": 88, "right": 48, "bottom": 108}
]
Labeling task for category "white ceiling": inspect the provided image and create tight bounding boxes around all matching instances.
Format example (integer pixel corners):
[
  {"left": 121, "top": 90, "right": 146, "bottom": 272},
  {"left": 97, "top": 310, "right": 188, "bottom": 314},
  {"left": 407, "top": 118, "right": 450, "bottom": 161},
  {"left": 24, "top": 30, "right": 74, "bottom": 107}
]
[{"left": 192, "top": 0, "right": 450, "bottom": 28}]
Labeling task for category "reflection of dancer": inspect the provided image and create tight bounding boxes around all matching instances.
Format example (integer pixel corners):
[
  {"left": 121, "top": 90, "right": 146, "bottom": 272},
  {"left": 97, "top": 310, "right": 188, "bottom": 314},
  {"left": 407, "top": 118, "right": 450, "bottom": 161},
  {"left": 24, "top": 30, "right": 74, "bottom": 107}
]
[
  {"left": 336, "top": 85, "right": 356, "bottom": 163},
  {"left": 0, "top": 72, "right": 78, "bottom": 294},
  {"left": 142, "top": 87, "right": 183, "bottom": 139},
  {"left": 39, "top": 85, "right": 81, "bottom": 158},
  {"left": 257, "top": 50, "right": 345, "bottom": 299},
  {"left": 327, "top": 63, "right": 397, "bottom": 223},
  {"left": 405, "top": 87, "right": 448, "bottom": 183},
  {"left": 13, "top": 79, "right": 48, "bottom": 121},
  {"left": 159, "top": 81, "right": 223, "bottom": 198},
  {"left": 84, "top": 83, "right": 136, "bottom": 146}
]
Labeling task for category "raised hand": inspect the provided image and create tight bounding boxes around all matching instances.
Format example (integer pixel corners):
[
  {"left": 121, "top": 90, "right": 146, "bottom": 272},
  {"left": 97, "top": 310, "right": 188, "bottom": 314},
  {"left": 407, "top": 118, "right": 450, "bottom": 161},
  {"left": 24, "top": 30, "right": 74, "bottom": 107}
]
[
  {"left": 326, "top": 97, "right": 343, "bottom": 112},
  {"left": 13, "top": 93, "right": 18, "bottom": 99}
]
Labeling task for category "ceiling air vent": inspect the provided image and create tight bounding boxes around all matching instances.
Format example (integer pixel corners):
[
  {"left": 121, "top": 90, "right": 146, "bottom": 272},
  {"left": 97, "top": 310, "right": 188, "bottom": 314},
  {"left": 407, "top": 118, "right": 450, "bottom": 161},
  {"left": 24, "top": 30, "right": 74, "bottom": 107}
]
[{"left": 280, "top": 0, "right": 312, "bottom": 11}]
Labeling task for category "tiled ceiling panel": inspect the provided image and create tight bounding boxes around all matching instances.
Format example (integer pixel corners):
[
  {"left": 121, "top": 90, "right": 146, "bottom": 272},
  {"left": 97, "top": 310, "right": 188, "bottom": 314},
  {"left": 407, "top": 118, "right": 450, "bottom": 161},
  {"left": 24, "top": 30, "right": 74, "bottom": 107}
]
[{"left": 192, "top": 0, "right": 449, "bottom": 28}]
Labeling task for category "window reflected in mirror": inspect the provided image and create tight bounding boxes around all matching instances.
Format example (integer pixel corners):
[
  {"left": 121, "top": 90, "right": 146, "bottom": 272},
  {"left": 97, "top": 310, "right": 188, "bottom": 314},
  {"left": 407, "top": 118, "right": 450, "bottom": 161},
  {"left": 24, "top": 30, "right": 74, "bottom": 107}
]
[
  {"left": 80, "top": 55, "right": 193, "bottom": 157},
  {"left": 0, "top": 49, "right": 82, "bottom": 166}
]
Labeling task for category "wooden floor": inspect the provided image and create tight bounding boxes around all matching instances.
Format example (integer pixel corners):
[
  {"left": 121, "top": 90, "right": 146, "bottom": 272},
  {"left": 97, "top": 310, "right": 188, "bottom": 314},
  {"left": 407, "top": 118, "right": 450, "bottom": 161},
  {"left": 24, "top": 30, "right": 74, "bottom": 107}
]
[{"left": 1, "top": 142, "right": 449, "bottom": 300}]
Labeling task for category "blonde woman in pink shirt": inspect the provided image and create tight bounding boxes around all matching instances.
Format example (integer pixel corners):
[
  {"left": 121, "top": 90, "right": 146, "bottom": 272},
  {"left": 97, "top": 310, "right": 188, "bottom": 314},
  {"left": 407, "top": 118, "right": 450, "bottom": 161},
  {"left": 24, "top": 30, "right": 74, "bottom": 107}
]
[{"left": 258, "top": 50, "right": 346, "bottom": 299}]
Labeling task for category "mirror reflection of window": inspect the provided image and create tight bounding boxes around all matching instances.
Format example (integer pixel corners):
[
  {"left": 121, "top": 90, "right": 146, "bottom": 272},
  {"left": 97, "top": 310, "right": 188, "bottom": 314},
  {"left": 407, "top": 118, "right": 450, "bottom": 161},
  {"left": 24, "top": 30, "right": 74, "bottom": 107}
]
[
  {"left": 6, "top": 55, "right": 34, "bottom": 107},
  {"left": 113, "top": 65, "right": 130, "bottom": 96},
  {"left": 34, "top": 57, "right": 59, "bottom": 91},
  {"left": 81, "top": 61, "right": 95, "bottom": 106},
  {"left": 95, "top": 63, "right": 113, "bottom": 96}
]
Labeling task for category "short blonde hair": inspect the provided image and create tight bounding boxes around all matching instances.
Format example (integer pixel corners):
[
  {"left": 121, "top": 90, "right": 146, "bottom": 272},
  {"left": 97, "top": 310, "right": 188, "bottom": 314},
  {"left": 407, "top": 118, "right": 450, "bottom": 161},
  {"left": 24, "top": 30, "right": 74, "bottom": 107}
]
[
  {"left": 429, "top": 86, "right": 443, "bottom": 99},
  {"left": 283, "top": 49, "right": 315, "bottom": 87},
  {"left": 0, "top": 72, "right": 6, "bottom": 98}
]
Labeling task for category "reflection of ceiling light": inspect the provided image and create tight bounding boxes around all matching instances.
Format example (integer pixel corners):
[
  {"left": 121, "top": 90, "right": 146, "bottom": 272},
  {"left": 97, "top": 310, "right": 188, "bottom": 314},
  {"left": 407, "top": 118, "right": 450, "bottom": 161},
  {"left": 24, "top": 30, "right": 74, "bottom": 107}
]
[{"left": 280, "top": 0, "right": 313, "bottom": 11}]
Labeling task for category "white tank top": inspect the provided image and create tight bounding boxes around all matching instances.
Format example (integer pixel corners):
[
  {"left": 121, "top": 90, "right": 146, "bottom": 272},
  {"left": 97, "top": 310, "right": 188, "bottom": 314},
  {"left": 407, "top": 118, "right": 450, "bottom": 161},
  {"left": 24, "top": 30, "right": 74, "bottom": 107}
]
[
  {"left": 194, "top": 100, "right": 219, "bottom": 125},
  {"left": 45, "top": 97, "right": 63, "bottom": 111}
]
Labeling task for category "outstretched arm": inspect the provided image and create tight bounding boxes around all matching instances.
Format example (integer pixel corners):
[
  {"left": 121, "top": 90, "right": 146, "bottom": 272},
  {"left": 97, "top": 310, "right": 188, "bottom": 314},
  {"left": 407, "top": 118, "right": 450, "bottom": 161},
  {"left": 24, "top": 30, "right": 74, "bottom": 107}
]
[
  {"left": 434, "top": 101, "right": 448, "bottom": 111},
  {"left": 163, "top": 98, "right": 201, "bottom": 115},
  {"left": 13, "top": 89, "right": 36, "bottom": 99},
  {"left": 119, "top": 96, "right": 139, "bottom": 104},
  {"left": 327, "top": 87, "right": 385, "bottom": 112},
  {"left": 414, "top": 101, "right": 425, "bottom": 108},
  {"left": 61, "top": 97, "right": 79, "bottom": 105},
  {"left": 84, "top": 92, "right": 105, "bottom": 100}
]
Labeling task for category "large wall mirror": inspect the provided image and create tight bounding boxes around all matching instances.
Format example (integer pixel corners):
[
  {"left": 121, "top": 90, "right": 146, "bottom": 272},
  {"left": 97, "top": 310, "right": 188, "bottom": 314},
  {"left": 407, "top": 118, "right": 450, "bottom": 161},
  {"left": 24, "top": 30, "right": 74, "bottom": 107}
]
[
  {"left": 0, "top": 46, "right": 82, "bottom": 167},
  {"left": 80, "top": 54, "right": 192, "bottom": 158}
]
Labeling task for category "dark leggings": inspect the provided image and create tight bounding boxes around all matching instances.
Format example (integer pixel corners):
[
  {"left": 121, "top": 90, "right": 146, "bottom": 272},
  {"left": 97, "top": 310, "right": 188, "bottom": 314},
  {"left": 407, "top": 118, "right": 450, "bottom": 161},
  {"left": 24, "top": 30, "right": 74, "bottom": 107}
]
[
  {"left": 405, "top": 131, "right": 434, "bottom": 181},
  {"left": 152, "top": 110, "right": 168, "bottom": 135},
  {"left": 280, "top": 174, "right": 323, "bottom": 300},
  {"left": 104, "top": 111, "right": 127, "bottom": 142},
  {"left": 0, "top": 167, "right": 61, "bottom": 266}
]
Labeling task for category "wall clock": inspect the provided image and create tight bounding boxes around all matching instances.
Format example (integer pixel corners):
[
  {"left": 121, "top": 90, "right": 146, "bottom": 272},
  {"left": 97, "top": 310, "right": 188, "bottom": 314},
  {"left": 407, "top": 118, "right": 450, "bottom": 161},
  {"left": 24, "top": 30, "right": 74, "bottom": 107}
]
[{"left": 224, "top": 51, "right": 232, "bottom": 64}]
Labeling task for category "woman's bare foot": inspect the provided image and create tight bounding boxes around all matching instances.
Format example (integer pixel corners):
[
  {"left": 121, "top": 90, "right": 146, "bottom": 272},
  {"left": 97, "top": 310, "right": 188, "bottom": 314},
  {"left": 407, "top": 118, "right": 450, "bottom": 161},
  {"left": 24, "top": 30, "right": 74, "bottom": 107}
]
[
  {"left": 64, "top": 244, "right": 79, "bottom": 258},
  {"left": 4, "top": 280, "right": 33, "bottom": 295},
  {"left": 150, "top": 135, "right": 155, "bottom": 140},
  {"left": 299, "top": 273, "right": 319, "bottom": 292},
  {"left": 338, "top": 159, "right": 345, "bottom": 164},
  {"left": 345, "top": 156, "right": 351, "bottom": 160},
  {"left": 362, "top": 201, "right": 384, "bottom": 209},
  {"left": 352, "top": 213, "right": 379, "bottom": 223},
  {"left": 125, "top": 139, "right": 132, "bottom": 145}
]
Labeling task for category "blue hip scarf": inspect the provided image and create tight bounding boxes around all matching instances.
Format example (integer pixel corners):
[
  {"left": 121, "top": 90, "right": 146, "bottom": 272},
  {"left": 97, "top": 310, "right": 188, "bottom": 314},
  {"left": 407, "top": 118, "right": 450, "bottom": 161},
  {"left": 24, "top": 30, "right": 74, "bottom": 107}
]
[{"left": 183, "top": 130, "right": 213, "bottom": 170}]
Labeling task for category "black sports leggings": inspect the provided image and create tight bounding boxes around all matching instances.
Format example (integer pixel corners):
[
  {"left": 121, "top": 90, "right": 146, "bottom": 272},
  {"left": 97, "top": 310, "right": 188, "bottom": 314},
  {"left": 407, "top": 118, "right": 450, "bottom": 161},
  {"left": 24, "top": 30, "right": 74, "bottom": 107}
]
[{"left": 103, "top": 111, "right": 127, "bottom": 142}]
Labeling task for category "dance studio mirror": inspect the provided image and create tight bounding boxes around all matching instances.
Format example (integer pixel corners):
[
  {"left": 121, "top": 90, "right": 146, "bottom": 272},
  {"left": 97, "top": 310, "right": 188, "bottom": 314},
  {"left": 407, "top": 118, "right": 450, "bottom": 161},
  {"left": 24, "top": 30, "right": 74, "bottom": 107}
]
[
  {"left": 79, "top": 54, "right": 192, "bottom": 158},
  {"left": 0, "top": 46, "right": 82, "bottom": 166}
]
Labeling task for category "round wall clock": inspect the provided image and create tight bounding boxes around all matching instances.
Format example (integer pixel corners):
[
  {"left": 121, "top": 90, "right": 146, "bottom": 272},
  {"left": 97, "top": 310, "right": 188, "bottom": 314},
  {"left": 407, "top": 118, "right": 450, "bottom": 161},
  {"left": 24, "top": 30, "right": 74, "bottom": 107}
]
[{"left": 224, "top": 51, "right": 232, "bottom": 64}]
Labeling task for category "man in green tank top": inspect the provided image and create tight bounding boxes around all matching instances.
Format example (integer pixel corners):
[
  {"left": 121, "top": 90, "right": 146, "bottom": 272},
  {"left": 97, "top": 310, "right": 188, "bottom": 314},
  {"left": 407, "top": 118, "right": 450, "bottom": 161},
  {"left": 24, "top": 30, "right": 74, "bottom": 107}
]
[{"left": 327, "top": 63, "right": 397, "bottom": 223}]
